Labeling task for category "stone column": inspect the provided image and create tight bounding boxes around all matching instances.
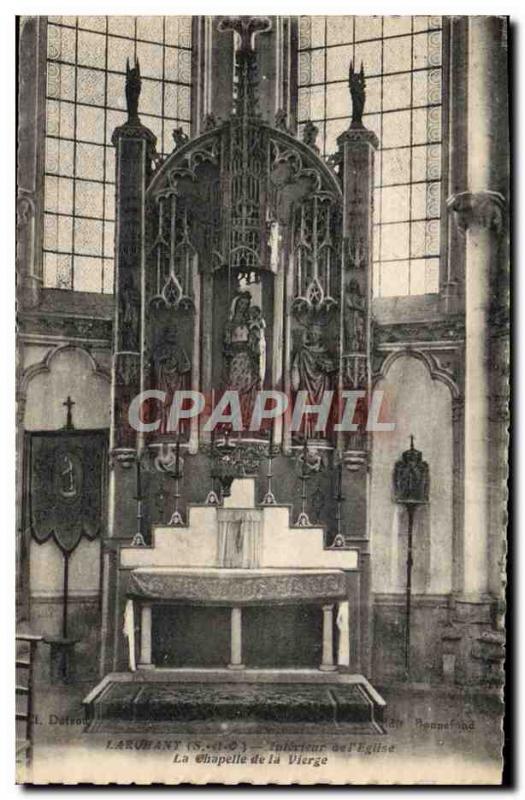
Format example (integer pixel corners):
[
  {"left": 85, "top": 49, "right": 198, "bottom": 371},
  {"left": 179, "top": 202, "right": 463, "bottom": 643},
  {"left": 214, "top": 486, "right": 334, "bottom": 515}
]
[
  {"left": 320, "top": 604, "right": 336, "bottom": 671},
  {"left": 336, "top": 122, "right": 378, "bottom": 461},
  {"left": 448, "top": 17, "right": 507, "bottom": 600},
  {"left": 138, "top": 603, "right": 153, "bottom": 669},
  {"left": 111, "top": 113, "right": 156, "bottom": 460},
  {"left": 228, "top": 606, "right": 244, "bottom": 669},
  {"left": 100, "top": 68, "right": 157, "bottom": 673},
  {"left": 333, "top": 95, "right": 378, "bottom": 678}
]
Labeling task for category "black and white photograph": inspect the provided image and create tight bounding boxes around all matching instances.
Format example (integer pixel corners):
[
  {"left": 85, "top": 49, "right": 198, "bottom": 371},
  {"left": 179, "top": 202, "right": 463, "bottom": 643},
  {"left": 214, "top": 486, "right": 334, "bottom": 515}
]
[{"left": 14, "top": 11, "right": 509, "bottom": 785}]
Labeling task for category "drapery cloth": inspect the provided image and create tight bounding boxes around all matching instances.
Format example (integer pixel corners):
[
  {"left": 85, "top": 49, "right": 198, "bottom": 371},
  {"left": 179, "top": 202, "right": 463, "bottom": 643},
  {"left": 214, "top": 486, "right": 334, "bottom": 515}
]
[
  {"left": 123, "top": 599, "right": 136, "bottom": 671},
  {"left": 217, "top": 509, "right": 262, "bottom": 568}
]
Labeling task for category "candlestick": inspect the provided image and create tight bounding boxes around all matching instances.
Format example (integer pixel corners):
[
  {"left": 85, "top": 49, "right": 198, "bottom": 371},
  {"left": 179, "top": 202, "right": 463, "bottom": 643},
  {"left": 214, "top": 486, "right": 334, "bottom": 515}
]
[
  {"left": 205, "top": 425, "right": 220, "bottom": 506},
  {"left": 295, "top": 438, "right": 312, "bottom": 526},
  {"left": 169, "top": 434, "right": 185, "bottom": 526},
  {"left": 131, "top": 451, "right": 146, "bottom": 546},
  {"left": 334, "top": 458, "right": 344, "bottom": 544},
  {"left": 262, "top": 426, "right": 277, "bottom": 505}
]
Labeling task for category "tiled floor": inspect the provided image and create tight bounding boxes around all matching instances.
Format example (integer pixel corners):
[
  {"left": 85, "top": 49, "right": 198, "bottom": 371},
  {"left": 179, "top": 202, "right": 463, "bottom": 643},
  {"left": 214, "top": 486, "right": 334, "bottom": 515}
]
[{"left": 19, "top": 679, "right": 503, "bottom": 785}]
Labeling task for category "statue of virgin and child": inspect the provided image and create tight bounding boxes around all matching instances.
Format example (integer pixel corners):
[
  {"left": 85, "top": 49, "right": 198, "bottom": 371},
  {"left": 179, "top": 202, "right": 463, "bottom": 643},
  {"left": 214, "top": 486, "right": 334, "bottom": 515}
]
[{"left": 223, "top": 291, "right": 266, "bottom": 429}]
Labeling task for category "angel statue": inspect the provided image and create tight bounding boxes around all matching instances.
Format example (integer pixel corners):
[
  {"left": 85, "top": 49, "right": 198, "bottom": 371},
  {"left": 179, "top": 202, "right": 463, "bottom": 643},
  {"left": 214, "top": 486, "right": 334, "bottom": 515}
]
[
  {"left": 349, "top": 61, "right": 366, "bottom": 128},
  {"left": 223, "top": 291, "right": 266, "bottom": 429},
  {"left": 125, "top": 59, "right": 141, "bottom": 123}
]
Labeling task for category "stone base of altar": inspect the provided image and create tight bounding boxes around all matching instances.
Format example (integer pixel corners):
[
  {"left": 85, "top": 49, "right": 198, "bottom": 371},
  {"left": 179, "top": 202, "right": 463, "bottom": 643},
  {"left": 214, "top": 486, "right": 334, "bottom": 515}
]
[{"left": 83, "top": 670, "right": 386, "bottom": 734}]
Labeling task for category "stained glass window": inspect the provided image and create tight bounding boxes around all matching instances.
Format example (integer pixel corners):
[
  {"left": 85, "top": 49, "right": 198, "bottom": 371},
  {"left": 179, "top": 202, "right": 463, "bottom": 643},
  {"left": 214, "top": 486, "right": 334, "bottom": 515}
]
[
  {"left": 298, "top": 16, "right": 443, "bottom": 297},
  {"left": 44, "top": 16, "right": 192, "bottom": 293}
]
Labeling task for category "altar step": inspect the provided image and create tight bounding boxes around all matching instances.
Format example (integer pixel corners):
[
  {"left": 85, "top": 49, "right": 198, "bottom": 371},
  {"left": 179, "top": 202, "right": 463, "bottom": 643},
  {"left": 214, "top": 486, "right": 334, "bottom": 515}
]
[{"left": 84, "top": 673, "right": 386, "bottom": 734}]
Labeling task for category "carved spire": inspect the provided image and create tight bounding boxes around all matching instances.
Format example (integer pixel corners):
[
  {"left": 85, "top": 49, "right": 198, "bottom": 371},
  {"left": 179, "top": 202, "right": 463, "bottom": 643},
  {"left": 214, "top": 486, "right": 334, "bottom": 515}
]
[
  {"left": 125, "top": 58, "right": 141, "bottom": 123},
  {"left": 217, "top": 16, "right": 271, "bottom": 118},
  {"left": 349, "top": 60, "right": 366, "bottom": 128}
]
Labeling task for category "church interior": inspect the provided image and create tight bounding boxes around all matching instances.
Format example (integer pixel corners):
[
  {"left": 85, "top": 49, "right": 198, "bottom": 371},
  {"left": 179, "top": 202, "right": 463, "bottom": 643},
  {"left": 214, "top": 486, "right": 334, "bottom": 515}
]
[{"left": 16, "top": 15, "right": 508, "bottom": 781}]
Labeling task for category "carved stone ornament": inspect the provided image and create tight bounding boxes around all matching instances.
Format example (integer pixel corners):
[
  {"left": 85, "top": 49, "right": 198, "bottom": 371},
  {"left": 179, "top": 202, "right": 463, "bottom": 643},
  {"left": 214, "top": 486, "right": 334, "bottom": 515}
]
[
  {"left": 346, "top": 232, "right": 368, "bottom": 270},
  {"left": 152, "top": 271, "right": 195, "bottom": 312},
  {"left": 209, "top": 437, "right": 265, "bottom": 497},
  {"left": 447, "top": 191, "right": 506, "bottom": 234},
  {"left": 112, "top": 121, "right": 157, "bottom": 149},
  {"left": 128, "top": 568, "right": 347, "bottom": 603},
  {"left": 373, "top": 317, "right": 465, "bottom": 346},
  {"left": 291, "top": 277, "right": 337, "bottom": 327},
  {"left": 337, "top": 126, "right": 379, "bottom": 151},
  {"left": 153, "top": 443, "right": 184, "bottom": 477},
  {"left": 109, "top": 448, "right": 136, "bottom": 469},
  {"left": 18, "top": 312, "right": 112, "bottom": 341},
  {"left": 296, "top": 445, "right": 324, "bottom": 476}
]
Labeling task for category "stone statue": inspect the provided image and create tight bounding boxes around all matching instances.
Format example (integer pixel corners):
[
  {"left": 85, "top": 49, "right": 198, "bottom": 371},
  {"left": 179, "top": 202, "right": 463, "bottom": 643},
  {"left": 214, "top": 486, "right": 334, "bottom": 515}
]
[
  {"left": 120, "top": 274, "right": 141, "bottom": 351},
  {"left": 291, "top": 322, "right": 336, "bottom": 438},
  {"left": 344, "top": 278, "right": 366, "bottom": 352},
  {"left": 125, "top": 58, "right": 141, "bottom": 122},
  {"left": 153, "top": 329, "right": 191, "bottom": 434},
  {"left": 223, "top": 291, "right": 266, "bottom": 428},
  {"left": 349, "top": 61, "right": 366, "bottom": 128},
  {"left": 172, "top": 127, "right": 189, "bottom": 149},
  {"left": 202, "top": 113, "right": 218, "bottom": 132},
  {"left": 302, "top": 120, "right": 319, "bottom": 152}
]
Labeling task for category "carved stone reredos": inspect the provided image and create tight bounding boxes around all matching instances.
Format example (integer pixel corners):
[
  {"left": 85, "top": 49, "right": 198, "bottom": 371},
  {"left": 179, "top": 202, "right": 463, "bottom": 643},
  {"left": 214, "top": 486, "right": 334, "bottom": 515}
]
[
  {"left": 145, "top": 15, "right": 343, "bottom": 277},
  {"left": 146, "top": 122, "right": 343, "bottom": 277}
]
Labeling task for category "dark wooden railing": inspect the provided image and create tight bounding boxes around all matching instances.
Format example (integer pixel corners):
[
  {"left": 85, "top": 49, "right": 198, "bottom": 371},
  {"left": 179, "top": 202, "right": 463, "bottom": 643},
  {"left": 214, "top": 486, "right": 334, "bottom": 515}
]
[{"left": 16, "top": 633, "right": 42, "bottom": 774}]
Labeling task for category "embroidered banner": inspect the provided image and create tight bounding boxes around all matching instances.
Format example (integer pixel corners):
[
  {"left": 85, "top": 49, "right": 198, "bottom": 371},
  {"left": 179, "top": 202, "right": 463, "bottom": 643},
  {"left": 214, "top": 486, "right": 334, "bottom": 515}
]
[{"left": 28, "top": 431, "right": 106, "bottom": 553}]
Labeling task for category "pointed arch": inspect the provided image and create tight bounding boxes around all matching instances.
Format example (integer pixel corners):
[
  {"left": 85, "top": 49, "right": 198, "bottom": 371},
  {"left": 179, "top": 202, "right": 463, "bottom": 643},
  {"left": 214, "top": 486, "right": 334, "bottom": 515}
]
[{"left": 373, "top": 347, "right": 461, "bottom": 399}]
